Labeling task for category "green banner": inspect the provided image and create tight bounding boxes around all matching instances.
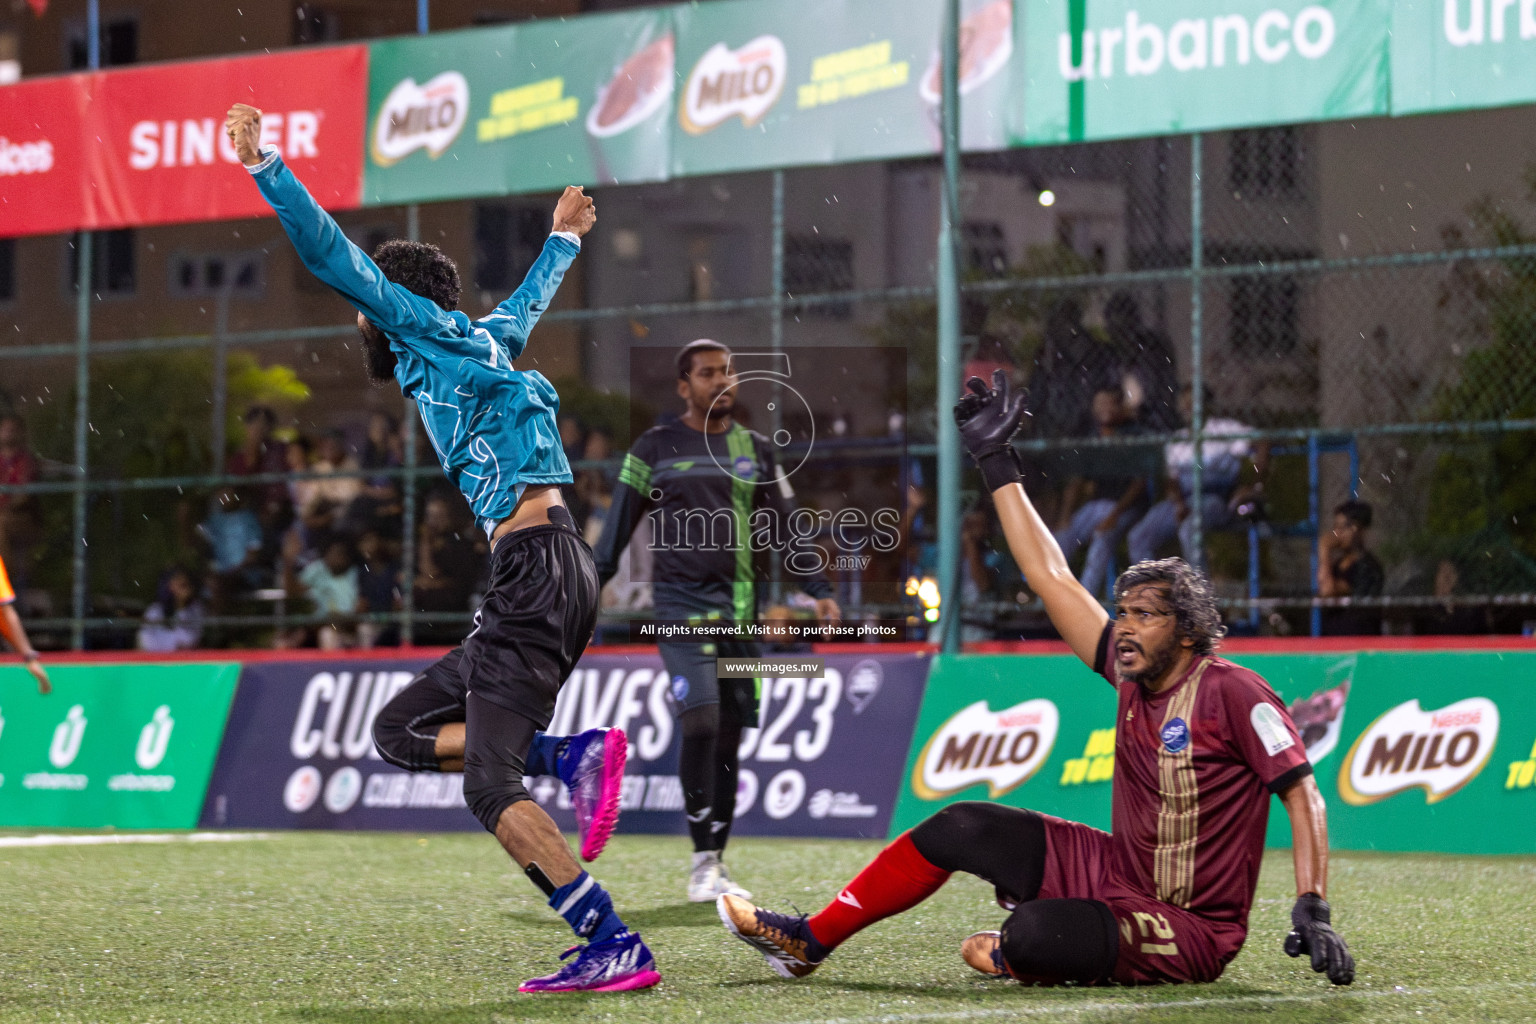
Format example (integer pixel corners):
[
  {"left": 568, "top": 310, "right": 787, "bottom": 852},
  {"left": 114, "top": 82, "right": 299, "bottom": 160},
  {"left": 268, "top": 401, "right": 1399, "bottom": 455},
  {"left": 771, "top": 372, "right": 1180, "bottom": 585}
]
[
  {"left": 0, "top": 662, "right": 239, "bottom": 829},
  {"left": 363, "top": 8, "right": 673, "bottom": 205},
  {"left": 1014, "top": 0, "right": 1393, "bottom": 144},
  {"left": 1391, "top": 0, "right": 1536, "bottom": 115},
  {"left": 894, "top": 649, "right": 1536, "bottom": 855},
  {"left": 670, "top": 0, "right": 1012, "bottom": 177}
]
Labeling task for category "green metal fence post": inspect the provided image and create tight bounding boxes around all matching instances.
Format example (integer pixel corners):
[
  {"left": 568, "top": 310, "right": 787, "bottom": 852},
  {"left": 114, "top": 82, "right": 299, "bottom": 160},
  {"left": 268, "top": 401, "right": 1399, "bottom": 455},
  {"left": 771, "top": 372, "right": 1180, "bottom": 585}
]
[
  {"left": 1189, "top": 133, "right": 1206, "bottom": 571},
  {"left": 936, "top": 0, "right": 962, "bottom": 653}
]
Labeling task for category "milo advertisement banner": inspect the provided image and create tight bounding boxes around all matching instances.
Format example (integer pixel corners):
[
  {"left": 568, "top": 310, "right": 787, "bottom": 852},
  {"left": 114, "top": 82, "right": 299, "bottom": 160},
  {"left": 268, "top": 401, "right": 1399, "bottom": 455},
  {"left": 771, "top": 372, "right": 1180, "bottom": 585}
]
[
  {"left": 0, "top": 663, "right": 240, "bottom": 828},
  {"left": 671, "top": 0, "right": 1012, "bottom": 177},
  {"left": 894, "top": 647, "right": 1536, "bottom": 855},
  {"left": 1390, "top": 0, "right": 1536, "bottom": 115},
  {"left": 363, "top": 7, "right": 673, "bottom": 205},
  {"left": 1014, "top": 0, "right": 1393, "bottom": 144},
  {"left": 202, "top": 651, "right": 928, "bottom": 839}
]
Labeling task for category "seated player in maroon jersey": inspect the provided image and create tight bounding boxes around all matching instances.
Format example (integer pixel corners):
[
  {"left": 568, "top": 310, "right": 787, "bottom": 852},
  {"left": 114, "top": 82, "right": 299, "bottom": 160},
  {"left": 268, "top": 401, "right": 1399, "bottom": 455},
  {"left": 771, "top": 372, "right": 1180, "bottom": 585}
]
[{"left": 716, "top": 372, "right": 1354, "bottom": 987}]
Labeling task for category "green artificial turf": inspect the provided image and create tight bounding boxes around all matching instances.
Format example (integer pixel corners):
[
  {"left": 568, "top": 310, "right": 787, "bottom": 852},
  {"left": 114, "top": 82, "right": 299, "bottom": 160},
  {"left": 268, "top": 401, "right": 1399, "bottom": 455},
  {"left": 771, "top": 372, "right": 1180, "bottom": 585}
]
[{"left": 1, "top": 831, "right": 1532, "bottom": 1023}]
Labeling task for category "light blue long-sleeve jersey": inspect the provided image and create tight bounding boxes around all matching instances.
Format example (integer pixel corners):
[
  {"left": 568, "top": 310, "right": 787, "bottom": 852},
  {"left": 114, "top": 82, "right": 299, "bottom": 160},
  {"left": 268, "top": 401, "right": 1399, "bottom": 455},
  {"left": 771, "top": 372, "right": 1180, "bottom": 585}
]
[{"left": 247, "top": 149, "right": 576, "bottom": 534}]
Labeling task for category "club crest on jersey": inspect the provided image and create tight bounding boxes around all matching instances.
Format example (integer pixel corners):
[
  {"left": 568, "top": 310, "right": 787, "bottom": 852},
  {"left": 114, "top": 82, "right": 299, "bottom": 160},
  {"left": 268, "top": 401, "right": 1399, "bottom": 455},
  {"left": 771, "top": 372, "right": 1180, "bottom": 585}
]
[
  {"left": 670, "top": 675, "right": 690, "bottom": 701},
  {"left": 1161, "top": 717, "right": 1190, "bottom": 753},
  {"left": 732, "top": 455, "right": 755, "bottom": 479}
]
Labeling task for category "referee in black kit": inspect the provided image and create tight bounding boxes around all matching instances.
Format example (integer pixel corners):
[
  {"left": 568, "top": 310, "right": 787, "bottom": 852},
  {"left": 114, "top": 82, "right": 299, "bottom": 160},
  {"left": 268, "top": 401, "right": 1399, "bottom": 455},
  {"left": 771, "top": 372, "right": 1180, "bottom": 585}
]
[{"left": 594, "top": 339, "right": 841, "bottom": 902}]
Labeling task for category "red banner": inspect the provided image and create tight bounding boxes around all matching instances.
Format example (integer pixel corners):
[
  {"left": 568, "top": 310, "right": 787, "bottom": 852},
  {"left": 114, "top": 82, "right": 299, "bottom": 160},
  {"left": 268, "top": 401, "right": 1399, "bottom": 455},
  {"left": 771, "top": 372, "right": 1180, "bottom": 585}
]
[
  {"left": 87, "top": 45, "right": 367, "bottom": 230},
  {"left": 0, "top": 74, "right": 92, "bottom": 237},
  {"left": 0, "top": 45, "right": 366, "bottom": 238}
]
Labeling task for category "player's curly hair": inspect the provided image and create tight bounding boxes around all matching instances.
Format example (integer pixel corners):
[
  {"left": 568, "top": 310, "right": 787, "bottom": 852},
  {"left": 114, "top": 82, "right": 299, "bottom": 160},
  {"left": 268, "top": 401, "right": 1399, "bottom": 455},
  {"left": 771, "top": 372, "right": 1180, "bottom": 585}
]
[
  {"left": 372, "top": 240, "right": 461, "bottom": 311},
  {"left": 1114, "top": 557, "right": 1226, "bottom": 655}
]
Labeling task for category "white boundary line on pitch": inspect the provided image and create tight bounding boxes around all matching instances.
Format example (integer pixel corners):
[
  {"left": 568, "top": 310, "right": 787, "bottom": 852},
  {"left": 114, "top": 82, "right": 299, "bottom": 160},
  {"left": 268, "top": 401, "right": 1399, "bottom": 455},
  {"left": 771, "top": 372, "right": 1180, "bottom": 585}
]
[
  {"left": 0, "top": 832, "right": 273, "bottom": 848},
  {"left": 771, "top": 980, "right": 1536, "bottom": 1024}
]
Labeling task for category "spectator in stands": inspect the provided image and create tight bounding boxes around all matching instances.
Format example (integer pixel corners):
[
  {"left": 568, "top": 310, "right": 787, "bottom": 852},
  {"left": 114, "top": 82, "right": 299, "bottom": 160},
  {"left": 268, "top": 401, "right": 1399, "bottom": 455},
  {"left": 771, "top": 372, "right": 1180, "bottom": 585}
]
[
  {"left": 1053, "top": 386, "right": 1151, "bottom": 599},
  {"left": 1127, "top": 385, "right": 1268, "bottom": 572},
  {"left": 307, "top": 429, "right": 363, "bottom": 542},
  {"left": 345, "top": 412, "right": 405, "bottom": 540},
  {"left": 199, "top": 486, "right": 267, "bottom": 611},
  {"left": 0, "top": 413, "right": 40, "bottom": 594},
  {"left": 412, "top": 492, "right": 486, "bottom": 641},
  {"left": 282, "top": 532, "right": 361, "bottom": 649},
  {"left": 1416, "top": 558, "right": 1488, "bottom": 635},
  {"left": 574, "top": 427, "right": 617, "bottom": 545},
  {"left": 1317, "top": 499, "right": 1384, "bottom": 636},
  {"left": 226, "top": 405, "right": 291, "bottom": 561},
  {"left": 356, "top": 527, "right": 401, "bottom": 648},
  {"left": 1104, "top": 292, "right": 1179, "bottom": 432},
  {"left": 1027, "top": 297, "right": 1119, "bottom": 439},
  {"left": 559, "top": 412, "right": 587, "bottom": 465},
  {"left": 959, "top": 504, "right": 1006, "bottom": 641},
  {"left": 137, "top": 567, "right": 206, "bottom": 652},
  {"left": 283, "top": 433, "right": 321, "bottom": 563}
]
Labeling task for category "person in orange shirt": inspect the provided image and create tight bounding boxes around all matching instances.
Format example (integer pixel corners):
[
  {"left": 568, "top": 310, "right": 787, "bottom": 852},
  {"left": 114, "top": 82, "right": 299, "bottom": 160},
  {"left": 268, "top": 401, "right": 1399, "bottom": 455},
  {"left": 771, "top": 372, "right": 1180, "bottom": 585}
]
[{"left": 0, "top": 554, "right": 49, "bottom": 694}]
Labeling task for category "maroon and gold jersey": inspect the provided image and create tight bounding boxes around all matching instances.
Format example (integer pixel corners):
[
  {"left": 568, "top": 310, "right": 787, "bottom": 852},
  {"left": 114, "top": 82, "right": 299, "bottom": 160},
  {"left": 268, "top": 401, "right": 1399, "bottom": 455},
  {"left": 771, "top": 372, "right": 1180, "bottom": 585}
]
[{"left": 1093, "top": 624, "right": 1311, "bottom": 930}]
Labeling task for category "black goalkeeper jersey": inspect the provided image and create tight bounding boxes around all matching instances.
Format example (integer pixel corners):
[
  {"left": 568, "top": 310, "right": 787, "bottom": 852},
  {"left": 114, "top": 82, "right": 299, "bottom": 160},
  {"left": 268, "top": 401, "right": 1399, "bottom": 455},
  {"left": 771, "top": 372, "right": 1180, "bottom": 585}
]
[{"left": 592, "top": 419, "right": 831, "bottom": 620}]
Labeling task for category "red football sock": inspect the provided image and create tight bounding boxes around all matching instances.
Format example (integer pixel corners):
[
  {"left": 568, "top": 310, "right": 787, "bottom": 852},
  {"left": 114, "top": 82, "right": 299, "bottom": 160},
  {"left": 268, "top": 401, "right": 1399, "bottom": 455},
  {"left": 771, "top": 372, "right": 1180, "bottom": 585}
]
[{"left": 807, "top": 832, "right": 952, "bottom": 951}]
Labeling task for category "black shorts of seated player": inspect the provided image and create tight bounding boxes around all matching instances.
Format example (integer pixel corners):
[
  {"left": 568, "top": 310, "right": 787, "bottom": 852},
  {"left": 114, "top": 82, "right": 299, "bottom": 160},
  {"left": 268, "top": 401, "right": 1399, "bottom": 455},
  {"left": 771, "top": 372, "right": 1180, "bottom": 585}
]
[{"left": 909, "top": 802, "right": 1118, "bottom": 984}]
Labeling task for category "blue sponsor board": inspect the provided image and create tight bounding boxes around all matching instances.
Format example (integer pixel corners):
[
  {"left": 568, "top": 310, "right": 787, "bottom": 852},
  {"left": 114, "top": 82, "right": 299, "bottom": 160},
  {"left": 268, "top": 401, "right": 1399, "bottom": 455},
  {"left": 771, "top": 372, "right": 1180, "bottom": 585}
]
[{"left": 201, "top": 651, "right": 930, "bottom": 839}]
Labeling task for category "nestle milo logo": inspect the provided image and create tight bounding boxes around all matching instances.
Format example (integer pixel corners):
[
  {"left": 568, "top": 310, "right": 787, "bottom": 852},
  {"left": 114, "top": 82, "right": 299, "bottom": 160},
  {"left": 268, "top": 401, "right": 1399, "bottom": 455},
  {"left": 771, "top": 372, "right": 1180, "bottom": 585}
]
[
  {"left": 680, "top": 35, "right": 787, "bottom": 135},
  {"left": 1339, "top": 697, "right": 1499, "bottom": 806},
  {"left": 371, "top": 71, "right": 469, "bottom": 166},
  {"left": 912, "top": 699, "right": 1059, "bottom": 800}
]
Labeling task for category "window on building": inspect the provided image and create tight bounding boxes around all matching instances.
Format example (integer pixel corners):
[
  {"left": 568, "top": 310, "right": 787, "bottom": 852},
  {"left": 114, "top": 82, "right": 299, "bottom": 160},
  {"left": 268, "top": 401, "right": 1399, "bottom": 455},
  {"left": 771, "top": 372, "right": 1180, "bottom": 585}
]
[
  {"left": 1230, "top": 274, "right": 1299, "bottom": 356},
  {"left": 0, "top": 239, "right": 14, "bottom": 302},
  {"left": 1228, "top": 127, "right": 1303, "bottom": 200},
  {"left": 67, "top": 17, "right": 138, "bottom": 69},
  {"left": 169, "top": 252, "right": 265, "bottom": 299},
  {"left": 474, "top": 204, "right": 548, "bottom": 294},
  {"left": 68, "top": 230, "right": 136, "bottom": 296},
  {"left": 962, "top": 221, "right": 1009, "bottom": 276},
  {"left": 784, "top": 234, "right": 854, "bottom": 318},
  {"left": 293, "top": 4, "right": 341, "bottom": 45}
]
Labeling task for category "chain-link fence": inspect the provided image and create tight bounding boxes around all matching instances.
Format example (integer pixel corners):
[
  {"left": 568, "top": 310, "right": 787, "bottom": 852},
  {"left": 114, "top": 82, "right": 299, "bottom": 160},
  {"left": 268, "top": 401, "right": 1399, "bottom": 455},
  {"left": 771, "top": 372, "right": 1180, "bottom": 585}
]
[{"left": 3, "top": 106, "right": 1535, "bottom": 649}]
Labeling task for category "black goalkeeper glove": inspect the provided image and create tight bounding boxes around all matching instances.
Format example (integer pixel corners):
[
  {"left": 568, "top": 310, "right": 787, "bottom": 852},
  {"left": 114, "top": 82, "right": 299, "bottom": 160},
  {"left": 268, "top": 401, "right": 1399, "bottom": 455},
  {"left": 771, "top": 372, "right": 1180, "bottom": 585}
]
[
  {"left": 1285, "top": 893, "right": 1355, "bottom": 985},
  {"left": 953, "top": 371, "right": 1027, "bottom": 494}
]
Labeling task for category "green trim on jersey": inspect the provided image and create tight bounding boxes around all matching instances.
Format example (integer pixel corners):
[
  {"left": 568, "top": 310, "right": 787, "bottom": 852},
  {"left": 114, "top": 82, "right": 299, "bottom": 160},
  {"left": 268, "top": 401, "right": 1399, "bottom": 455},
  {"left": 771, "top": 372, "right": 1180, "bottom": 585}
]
[
  {"left": 618, "top": 452, "right": 652, "bottom": 493},
  {"left": 727, "top": 425, "right": 757, "bottom": 624}
]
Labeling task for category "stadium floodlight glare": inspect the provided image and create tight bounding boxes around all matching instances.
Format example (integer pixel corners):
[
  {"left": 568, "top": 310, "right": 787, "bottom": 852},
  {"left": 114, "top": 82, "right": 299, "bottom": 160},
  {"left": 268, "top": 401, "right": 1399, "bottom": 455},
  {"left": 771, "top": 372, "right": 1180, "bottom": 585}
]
[{"left": 1037, "top": 189, "right": 1057, "bottom": 207}]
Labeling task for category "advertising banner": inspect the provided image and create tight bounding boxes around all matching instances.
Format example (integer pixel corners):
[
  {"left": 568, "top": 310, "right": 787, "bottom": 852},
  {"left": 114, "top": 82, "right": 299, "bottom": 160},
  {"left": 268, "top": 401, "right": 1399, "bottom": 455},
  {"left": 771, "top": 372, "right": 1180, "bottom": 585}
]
[
  {"left": 1013, "top": 0, "right": 1393, "bottom": 144},
  {"left": 1390, "top": 0, "right": 1536, "bottom": 115},
  {"left": 670, "top": 0, "right": 1013, "bottom": 177},
  {"left": 894, "top": 649, "right": 1536, "bottom": 855},
  {"left": 363, "top": 8, "right": 673, "bottom": 206},
  {"left": 0, "top": 74, "right": 92, "bottom": 237},
  {"left": 202, "top": 651, "right": 930, "bottom": 839},
  {"left": 86, "top": 46, "right": 367, "bottom": 229},
  {"left": 0, "top": 662, "right": 240, "bottom": 828}
]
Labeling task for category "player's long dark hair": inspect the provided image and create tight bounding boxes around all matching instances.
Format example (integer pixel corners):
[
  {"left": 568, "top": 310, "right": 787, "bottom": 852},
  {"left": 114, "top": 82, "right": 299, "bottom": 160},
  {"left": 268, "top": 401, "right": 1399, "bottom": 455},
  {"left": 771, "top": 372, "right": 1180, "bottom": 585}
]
[
  {"left": 357, "top": 240, "right": 463, "bottom": 382},
  {"left": 1114, "top": 557, "right": 1226, "bottom": 655}
]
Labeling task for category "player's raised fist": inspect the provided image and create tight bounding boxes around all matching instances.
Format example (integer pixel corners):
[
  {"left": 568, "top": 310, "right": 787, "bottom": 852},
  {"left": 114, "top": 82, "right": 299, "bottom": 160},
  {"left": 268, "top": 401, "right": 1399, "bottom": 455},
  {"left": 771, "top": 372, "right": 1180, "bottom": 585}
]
[
  {"left": 954, "top": 370, "right": 1028, "bottom": 493},
  {"left": 553, "top": 185, "right": 597, "bottom": 238},
  {"left": 224, "top": 103, "right": 264, "bottom": 167}
]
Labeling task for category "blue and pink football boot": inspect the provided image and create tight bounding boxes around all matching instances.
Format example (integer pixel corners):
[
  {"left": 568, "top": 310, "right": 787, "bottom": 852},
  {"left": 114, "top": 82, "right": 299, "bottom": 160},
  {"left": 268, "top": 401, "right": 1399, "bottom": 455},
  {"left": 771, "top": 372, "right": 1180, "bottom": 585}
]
[{"left": 556, "top": 728, "right": 628, "bottom": 862}]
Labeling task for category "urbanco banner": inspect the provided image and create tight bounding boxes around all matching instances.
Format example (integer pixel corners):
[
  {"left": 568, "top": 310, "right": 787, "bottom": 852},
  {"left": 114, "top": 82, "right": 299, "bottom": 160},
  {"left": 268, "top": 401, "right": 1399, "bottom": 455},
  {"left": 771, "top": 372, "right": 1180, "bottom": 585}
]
[
  {"left": 1013, "top": 0, "right": 1393, "bottom": 144},
  {"left": 1390, "top": 0, "right": 1536, "bottom": 115},
  {"left": 363, "top": 7, "right": 674, "bottom": 206},
  {"left": 0, "top": 75, "right": 92, "bottom": 237},
  {"left": 0, "top": 662, "right": 240, "bottom": 828},
  {"left": 202, "top": 651, "right": 930, "bottom": 839},
  {"left": 896, "top": 648, "right": 1536, "bottom": 854}
]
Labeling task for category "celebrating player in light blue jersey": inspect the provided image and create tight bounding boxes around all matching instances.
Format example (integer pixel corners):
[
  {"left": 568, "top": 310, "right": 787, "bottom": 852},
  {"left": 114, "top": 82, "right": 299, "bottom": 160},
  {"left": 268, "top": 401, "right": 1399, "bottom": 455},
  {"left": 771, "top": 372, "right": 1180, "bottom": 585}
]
[{"left": 227, "top": 103, "right": 658, "bottom": 994}]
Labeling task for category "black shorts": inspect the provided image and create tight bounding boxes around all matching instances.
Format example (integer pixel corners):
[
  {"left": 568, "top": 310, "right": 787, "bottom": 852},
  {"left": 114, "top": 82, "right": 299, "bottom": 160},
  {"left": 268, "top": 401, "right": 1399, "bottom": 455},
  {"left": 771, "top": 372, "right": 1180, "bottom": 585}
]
[
  {"left": 659, "top": 639, "right": 762, "bottom": 727},
  {"left": 460, "top": 506, "right": 599, "bottom": 730}
]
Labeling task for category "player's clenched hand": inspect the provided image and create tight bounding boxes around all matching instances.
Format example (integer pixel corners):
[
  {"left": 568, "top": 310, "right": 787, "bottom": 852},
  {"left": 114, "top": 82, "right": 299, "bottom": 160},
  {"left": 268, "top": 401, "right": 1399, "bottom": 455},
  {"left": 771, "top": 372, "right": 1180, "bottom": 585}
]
[
  {"left": 224, "top": 104, "right": 264, "bottom": 167},
  {"left": 1285, "top": 893, "right": 1354, "bottom": 985},
  {"left": 953, "top": 370, "right": 1027, "bottom": 494},
  {"left": 553, "top": 186, "right": 597, "bottom": 238}
]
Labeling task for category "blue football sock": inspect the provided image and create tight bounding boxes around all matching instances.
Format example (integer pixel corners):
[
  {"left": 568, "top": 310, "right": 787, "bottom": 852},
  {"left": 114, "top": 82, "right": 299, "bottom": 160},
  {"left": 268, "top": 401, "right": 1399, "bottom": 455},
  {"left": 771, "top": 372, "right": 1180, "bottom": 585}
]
[
  {"left": 549, "top": 871, "right": 628, "bottom": 944},
  {"left": 525, "top": 732, "right": 567, "bottom": 777}
]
